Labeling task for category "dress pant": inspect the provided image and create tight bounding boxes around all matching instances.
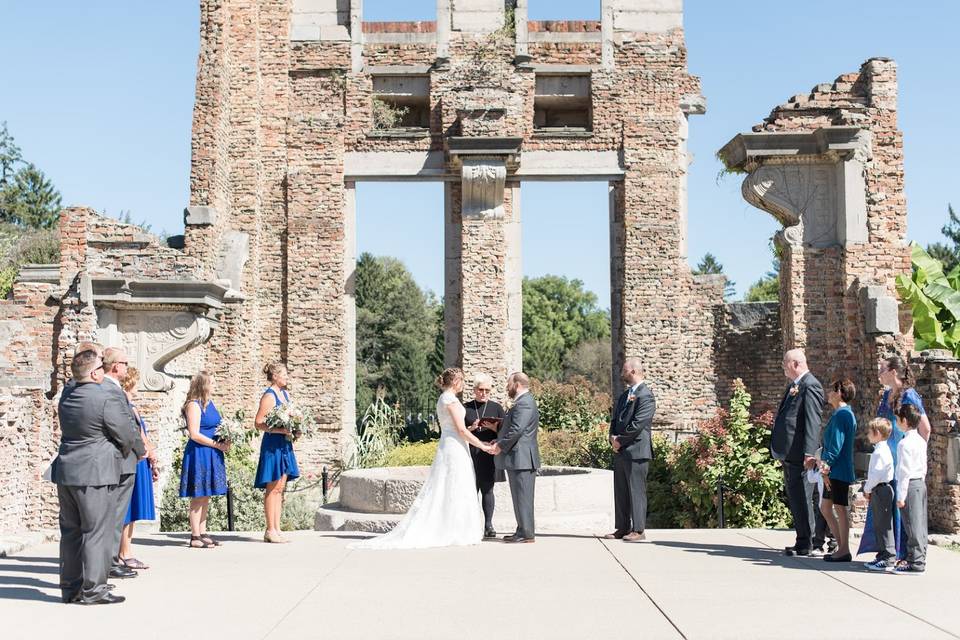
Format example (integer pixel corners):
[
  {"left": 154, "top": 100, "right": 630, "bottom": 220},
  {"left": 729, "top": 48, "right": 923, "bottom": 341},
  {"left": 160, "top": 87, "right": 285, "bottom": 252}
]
[
  {"left": 869, "top": 483, "right": 897, "bottom": 561},
  {"left": 783, "top": 462, "right": 815, "bottom": 550},
  {"left": 111, "top": 472, "right": 136, "bottom": 565},
  {"left": 613, "top": 455, "right": 649, "bottom": 534},
  {"left": 506, "top": 470, "right": 536, "bottom": 539},
  {"left": 902, "top": 478, "right": 928, "bottom": 568},
  {"left": 58, "top": 484, "right": 117, "bottom": 601}
]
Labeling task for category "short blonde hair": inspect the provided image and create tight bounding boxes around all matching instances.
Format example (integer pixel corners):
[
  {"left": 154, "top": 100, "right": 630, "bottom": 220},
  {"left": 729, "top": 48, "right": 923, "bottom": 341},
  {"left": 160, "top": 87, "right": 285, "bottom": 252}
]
[
  {"left": 75, "top": 341, "right": 104, "bottom": 356},
  {"left": 868, "top": 417, "right": 892, "bottom": 440},
  {"left": 121, "top": 366, "right": 140, "bottom": 392},
  {"left": 472, "top": 373, "right": 494, "bottom": 389}
]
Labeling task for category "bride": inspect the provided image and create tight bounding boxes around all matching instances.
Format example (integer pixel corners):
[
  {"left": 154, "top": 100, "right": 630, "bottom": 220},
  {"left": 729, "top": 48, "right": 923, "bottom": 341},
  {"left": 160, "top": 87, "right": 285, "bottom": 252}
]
[{"left": 351, "top": 368, "right": 496, "bottom": 550}]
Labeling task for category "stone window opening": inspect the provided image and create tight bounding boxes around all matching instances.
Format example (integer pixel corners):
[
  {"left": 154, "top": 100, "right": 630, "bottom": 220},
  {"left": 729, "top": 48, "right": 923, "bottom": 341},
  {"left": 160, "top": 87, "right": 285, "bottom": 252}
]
[
  {"left": 371, "top": 75, "right": 431, "bottom": 131},
  {"left": 533, "top": 74, "right": 592, "bottom": 132}
]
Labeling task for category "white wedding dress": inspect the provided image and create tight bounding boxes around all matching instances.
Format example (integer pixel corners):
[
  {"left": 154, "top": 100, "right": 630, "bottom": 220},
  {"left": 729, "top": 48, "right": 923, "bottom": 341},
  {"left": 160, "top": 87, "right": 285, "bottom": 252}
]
[{"left": 350, "top": 391, "right": 483, "bottom": 550}]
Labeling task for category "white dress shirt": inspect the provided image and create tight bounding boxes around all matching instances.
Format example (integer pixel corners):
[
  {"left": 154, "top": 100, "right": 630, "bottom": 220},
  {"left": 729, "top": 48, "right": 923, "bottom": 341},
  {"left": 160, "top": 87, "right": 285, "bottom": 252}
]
[
  {"left": 895, "top": 429, "right": 928, "bottom": 502},
  {"left": 863, "top": 440, "right": 894, "bottom": 494}
]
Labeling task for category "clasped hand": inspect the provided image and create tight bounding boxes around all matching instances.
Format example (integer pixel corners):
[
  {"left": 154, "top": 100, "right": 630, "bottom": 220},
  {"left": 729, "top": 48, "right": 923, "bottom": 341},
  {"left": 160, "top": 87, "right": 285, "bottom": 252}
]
[{"left": 484, "top": 442, "right": 501, "bottom": 456}]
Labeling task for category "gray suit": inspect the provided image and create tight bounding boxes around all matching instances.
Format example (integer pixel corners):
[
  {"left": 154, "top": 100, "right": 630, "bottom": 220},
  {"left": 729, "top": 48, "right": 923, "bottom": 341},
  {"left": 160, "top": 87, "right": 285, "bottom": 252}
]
[
  {"left": 495, "top": 392, "right": 540, "bottom": 539},
  {"left": 52, "top": 382, "right": 139, "bottom": 602},
  {"left": 101, "top": 377, "right": 146, "bottom": 567}
]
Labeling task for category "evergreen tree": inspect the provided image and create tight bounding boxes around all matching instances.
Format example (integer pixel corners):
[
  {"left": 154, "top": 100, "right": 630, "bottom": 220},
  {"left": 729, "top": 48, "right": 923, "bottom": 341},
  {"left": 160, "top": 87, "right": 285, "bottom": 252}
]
[
  {"left": 693, "top": 252, "right": 736, "bottom": 300},
  {"left": 927, "top": 204, "right": 960, "bottom": 272},
  {"left": 2, "top": 164, "right": 62, "bottom": 228}
]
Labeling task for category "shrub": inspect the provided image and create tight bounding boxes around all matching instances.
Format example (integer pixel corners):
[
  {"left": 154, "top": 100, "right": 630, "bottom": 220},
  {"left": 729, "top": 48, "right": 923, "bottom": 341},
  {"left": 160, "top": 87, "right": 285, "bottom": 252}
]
[
  {"left": 649, "top": 380, "right": 789, "bottom": 529},
  {"left": 530, "top": 375, "right": 610, "bottom": 432},
  {"left": 383, "top": 440, "right": 438, "bottom": 467},
  {"left": 539, "top": 424, "right": 613, "bottom": 469},
  {"left": 348, "top": 396, "right": 406, "bottom": 469},
  {"left": 0, "top": 223, "right": 59, "bottom": 297}
]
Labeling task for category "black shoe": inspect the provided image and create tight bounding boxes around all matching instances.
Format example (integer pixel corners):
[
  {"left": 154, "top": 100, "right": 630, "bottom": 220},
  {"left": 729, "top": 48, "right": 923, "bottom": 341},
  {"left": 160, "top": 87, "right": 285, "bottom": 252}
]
[
  {"left": 503, "top": 536, "right": 535, "bottom": 544},
  {"left": 784, "top": 546, "right": 811, "bottom": 557},
  {"left": 826, "top": 539, "right": 838, "bottom": 554},
  {"left": 483, "top": 528, "right": 497, "bottom": 539},
  {"left": 824, "top": 553, "right": 852, "bottom": 563},
  {"left": 62, "top": 591, "right": 80, "bottom": 604},
  {"left": 75, "top": 592, "right": 126, "bottom": 605},
  {"left": 109, "top": 566, "right": 137, "bottom": 579}
]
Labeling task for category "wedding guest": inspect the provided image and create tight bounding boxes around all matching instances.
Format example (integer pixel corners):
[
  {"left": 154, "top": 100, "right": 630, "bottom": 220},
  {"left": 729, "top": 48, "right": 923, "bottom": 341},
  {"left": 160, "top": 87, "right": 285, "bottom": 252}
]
[
  {"left": 863, "top": 418, "right": 897, "bottom": 572},
  {"left": 179, "top": 371, "right": 230, "bottom": 548},
  {"left": 254, "top": 363, "right": 300, "bottom": 544},
  {"left": 52, "top": 350, "right": 138, "bottom": 605},
  {"left": 102, "top": 347, "right": 145, "bottom": 580},
  {"left": 464, "top": 373, "right": 506, "bottom": 539},
  {"left": 117, "top": 367, "right": 158, "bottom": 570},
  {"left": 857, "top": 355, "right": 930, "bottom": 560},
  {"left": 895, "top": 403, "right": 928, "bottom": 575},
  {"left": 605, "top": 357, "right": 656, "bottom": 543},
  {"left": 62, "top": 342, "right": 104, "bottom": 395},
  {"left": 770, "top": 348, "right": 824, "bottom": 556},
  {"left": 818, "top": 379, "right": 857, "bottom": 562}
]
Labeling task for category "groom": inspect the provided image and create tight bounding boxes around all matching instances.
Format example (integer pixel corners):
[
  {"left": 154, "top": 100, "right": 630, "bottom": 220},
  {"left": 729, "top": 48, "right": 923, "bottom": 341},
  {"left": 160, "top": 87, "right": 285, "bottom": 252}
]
[{"left": 491, "top": 372, "right": 540, "bottom": 544}]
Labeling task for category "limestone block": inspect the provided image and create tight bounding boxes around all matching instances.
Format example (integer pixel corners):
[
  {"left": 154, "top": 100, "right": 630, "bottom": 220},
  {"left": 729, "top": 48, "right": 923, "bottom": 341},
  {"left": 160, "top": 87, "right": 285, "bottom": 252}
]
[
  {"left": 290, "top": 22, "right": 321, "bottom": 41},
  {"left": 215, "top": 230, "right": 249, "bottom": 294},
  {"left": 184, "top": 205, "right": 217, "bottom": 226},
  {"left": 947, "top": 436, "right": 960, "bottom": 485},
  {"left": 611, "top": 10, "right": 682, "bottom": 33},
  {"left": 862, "top": 285, "right": 899, "bottom": 335},
  {"left": 339, "top": 473, "right": 385, "bottom": 512},
  {"left": 383, "top": 478, "right": 422, "bottom": 513}
]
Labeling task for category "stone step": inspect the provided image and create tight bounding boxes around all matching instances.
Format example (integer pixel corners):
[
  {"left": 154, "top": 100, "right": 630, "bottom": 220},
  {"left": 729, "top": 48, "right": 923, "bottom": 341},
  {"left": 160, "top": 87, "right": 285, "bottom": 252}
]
[{"left": 314, "top": 501, "right": 614, "bottom": 535}]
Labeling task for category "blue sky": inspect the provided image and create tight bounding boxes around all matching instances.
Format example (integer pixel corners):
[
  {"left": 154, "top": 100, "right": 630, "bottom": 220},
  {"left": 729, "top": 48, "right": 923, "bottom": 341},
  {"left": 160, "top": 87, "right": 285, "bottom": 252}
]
[{"left": 1, "top": 1, "right": 955, "bottom": 304}]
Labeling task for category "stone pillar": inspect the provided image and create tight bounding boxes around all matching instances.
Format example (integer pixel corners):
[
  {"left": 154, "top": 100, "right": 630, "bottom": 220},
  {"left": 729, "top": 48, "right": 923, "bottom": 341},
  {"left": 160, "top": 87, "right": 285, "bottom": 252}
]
[
  {"left": 446, "top": 153, "right": 522, "bottom": 395},
  {"left": 914, "top": 351, "right": 960, "bottom": 533}
]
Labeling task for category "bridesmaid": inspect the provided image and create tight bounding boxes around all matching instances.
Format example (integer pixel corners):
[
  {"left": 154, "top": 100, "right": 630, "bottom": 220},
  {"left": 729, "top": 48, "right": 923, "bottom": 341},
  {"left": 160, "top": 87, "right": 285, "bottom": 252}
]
[
  {"left": 858, "top": 355, "right": 931, "bottom": 559},
  {"left": 178, "top": 371, "right": 230, "bottom": 549},
  {"left": 254, "top": 363, "right": 300, "bottom": 543},
  {"left": 118, "top": 367, "right": 158, "bottom": 569}
]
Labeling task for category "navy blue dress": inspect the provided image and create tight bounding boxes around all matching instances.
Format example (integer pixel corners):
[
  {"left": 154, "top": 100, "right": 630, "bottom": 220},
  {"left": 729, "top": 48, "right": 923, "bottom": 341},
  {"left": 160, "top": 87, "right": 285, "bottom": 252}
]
[
  {"left": 254, "top": 388, "right": 301, "bottom": 488},
  {"left": 125, "top": 410, "right": 156, "bottom": 524},
  {"left": 179, "top": 400, "right": 229, "bottom": 498}
]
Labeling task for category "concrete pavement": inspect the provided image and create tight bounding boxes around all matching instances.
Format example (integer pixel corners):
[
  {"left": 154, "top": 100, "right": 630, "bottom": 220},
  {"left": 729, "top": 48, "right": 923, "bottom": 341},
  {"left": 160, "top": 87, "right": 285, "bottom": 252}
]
[{"left": 1, "top": 529, "right": 958, "bottom": 640}]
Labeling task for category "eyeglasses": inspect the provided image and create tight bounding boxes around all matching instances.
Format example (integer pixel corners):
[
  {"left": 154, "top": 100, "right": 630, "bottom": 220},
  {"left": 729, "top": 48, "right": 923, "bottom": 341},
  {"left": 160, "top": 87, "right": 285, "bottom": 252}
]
[
  {"left": 93, "top": 365, "right": 104, "bottom": 372},
  {"left": 475, "top": 388, "right": 491, "bottom": 392}
]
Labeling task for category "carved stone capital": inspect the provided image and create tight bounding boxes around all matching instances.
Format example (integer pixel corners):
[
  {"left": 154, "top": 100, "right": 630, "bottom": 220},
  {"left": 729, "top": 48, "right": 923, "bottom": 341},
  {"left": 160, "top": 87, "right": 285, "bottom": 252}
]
[
  {"left": 114, "top": 310, "right": 214, "bottom": 391},
  {"left": 461, "top": 157, "right": 507, "bottom": 219}
]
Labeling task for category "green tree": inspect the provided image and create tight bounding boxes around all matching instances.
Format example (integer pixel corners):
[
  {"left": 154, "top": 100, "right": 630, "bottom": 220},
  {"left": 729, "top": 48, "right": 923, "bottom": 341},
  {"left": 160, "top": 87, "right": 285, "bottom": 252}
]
[
  {"left": 744, "top": 243, "right": 781, "bottom": 303},
  {"left": 355, "top": 253, "right": 442, "bottom": 417},
  {"left": 522, "top": 275, "right": 610, "bottom": 381},
  {"left": 693, "top": 252, "right": 736, "bottom": 300},
  {"left": 561, "top": 338, "right": 612, "bottom": 390},
  {"left": 2, "top": 164, "right": 62, "bottom": 228},
  {"left": 926, "top": 204, "right": 960, "bottom": 273},
  {"left": 0, "top": 122, "right": 23, "bottom": 187}
]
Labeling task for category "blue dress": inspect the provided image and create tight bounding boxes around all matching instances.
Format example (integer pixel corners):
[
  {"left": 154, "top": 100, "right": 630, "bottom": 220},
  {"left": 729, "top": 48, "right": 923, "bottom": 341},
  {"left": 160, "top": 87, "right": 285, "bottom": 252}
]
[
  {"left": 179, "top": 400, "right": 229, "bottom": 498},
  {"left": 254, "top": 388, "right": 301, "bottom": 488},
  {"left": 857, "top": 388, "right": 926, "bottom": 558},
  {"left": 124, "top": 410, "right": 156, "bottom": 524}
]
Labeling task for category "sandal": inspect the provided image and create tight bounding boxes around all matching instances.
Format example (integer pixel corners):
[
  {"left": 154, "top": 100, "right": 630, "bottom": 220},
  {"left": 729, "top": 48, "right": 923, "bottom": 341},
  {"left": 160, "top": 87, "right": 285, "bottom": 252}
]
[
  {"left": 189, "top": 535, "right": 215, "bottom": 549},
  {"left": 200, "top": 535, "right": 221, "bottom": 547},
  {"left": 122, "top": 557, "right": 149, "bottom": 570}
]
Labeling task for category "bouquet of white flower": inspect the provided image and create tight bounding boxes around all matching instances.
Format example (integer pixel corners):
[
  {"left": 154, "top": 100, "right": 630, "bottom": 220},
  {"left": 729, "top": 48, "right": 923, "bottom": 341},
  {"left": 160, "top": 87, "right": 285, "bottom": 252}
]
[
  {"left": 214, "top": 409, "right": 249, "bottom": 444},
  {"left": 265, "top": 401, "right": 317, "bottom": 442}
]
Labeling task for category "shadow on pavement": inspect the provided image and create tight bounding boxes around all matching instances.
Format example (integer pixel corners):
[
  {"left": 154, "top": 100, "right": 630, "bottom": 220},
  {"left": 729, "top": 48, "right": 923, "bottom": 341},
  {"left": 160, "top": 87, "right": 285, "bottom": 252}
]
[
  {"left": 649, "top": 540, "right": 869, "bottom": 573},
  {"left": 133, "top": 533, "right": 261, "bottom": 547},
  {"left": 0, "top": 560, "right": 58, "bottom": 574},
  {"left": 0, "top": 587, "right": 62, "bottom": 603}
]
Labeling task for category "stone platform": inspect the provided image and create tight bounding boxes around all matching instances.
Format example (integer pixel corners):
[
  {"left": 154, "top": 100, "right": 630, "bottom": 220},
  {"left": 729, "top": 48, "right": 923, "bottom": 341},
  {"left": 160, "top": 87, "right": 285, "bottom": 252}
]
[
  {"left": 3, "top": 529, "right": 960, "bottom": 640},
  {"left": 314, "top": 465, "right": 614, "bottom": 533}
]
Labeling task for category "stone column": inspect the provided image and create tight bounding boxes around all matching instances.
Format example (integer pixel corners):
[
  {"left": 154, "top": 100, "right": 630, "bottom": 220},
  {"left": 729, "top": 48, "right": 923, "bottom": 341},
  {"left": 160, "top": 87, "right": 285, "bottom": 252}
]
[
  {"left": 446, "top": 155, "right": 522, "bottom": 395},
  {"left": 914, "top": 351, "right": 960, "bottom": 533}
]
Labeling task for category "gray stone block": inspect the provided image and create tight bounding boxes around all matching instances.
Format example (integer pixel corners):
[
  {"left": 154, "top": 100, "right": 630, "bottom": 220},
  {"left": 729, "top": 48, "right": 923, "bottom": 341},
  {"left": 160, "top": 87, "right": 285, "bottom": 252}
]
[
  {"left": 862, "top": 285, "right": 899, "bottom": 334},
  {"left": 290, "top": 23, "right": 321, "bottom": 41},
  {"left": 184, "top": 205, "right": 217, "bottom": 226}
]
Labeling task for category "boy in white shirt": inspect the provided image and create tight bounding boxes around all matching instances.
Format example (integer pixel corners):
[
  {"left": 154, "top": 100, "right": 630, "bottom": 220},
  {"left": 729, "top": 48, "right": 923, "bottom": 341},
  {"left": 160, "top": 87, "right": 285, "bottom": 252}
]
[
  {"left": 895, "top": 404, "right": 928, "bottom": 575},
  {"left": 863, "top": 418, "right": 896, "bottom": 572}
]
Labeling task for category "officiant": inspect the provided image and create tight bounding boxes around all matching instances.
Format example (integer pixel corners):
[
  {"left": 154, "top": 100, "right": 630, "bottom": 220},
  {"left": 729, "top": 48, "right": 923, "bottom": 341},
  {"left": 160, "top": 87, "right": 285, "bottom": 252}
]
[{"left": 464, "top": 373, "right": 506, "bottom": 539}]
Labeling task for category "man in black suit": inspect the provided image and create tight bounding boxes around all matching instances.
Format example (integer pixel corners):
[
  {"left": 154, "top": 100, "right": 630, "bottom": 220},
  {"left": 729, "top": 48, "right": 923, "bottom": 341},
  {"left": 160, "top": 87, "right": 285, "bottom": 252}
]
[
  {"left": 771, "top": 348, "right": 824, "bottom": 556},
  {"left": 604, "top": 357, "right": 656, "bottom": 543}
]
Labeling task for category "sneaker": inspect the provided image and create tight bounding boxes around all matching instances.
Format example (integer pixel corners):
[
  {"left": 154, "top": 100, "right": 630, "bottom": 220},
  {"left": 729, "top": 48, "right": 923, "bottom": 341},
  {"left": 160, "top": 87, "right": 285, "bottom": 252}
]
[
  {"left": 826, "top": 539, "right": 838, "bottom": 554},
  {"left": 894, "top": 563, "right": 925, "bottom": 575},
  {"left": 808, "top": 547, "right": 825, "bottom": 558},
  {"left": 864, "top": 559, "right": 895, "bottom": 573}
]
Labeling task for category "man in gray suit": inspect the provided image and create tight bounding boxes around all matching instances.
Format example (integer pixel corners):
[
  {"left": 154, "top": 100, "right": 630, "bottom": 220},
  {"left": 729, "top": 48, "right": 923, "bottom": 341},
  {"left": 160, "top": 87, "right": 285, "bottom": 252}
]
[
  {"left": 101, "top": 346, "right": 146, "bottom": 579},
  {"left": 52, "top": 350, "right": 140, "bottom": 604},
  {"left": 492, "top": 372, "right": 540, "bottom": 544},
  {"left": 605, "top": 357, "right": 656, "bottom": 543}
]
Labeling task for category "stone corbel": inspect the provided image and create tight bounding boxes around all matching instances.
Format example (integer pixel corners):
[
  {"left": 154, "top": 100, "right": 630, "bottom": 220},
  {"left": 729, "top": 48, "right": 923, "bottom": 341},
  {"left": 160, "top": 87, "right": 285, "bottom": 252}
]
[{"left": 461, "top": 157, "right": 507, "bottom": 219}]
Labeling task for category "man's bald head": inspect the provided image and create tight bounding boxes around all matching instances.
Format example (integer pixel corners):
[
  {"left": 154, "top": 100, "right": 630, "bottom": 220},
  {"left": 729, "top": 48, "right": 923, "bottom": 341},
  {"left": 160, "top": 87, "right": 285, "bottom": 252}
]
[
  {"left": 782, "top": 348, "right": 809, "bottom": 380},
  {"left": 621, "top": 357, "right": 644, "bottom": 386}
]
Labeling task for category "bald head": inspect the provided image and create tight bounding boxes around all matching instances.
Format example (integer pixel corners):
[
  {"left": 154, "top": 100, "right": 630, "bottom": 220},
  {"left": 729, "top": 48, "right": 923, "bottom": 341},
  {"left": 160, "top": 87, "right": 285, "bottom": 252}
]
[
  {"left": 782, "top": 348, "right": 809, "bottom": 380},
  {"left": 102, "top": 347, "right": 129, "bottom": 381},
  {"left": 621, "top": 357, "right": 644, "bottom": 386},
  {"left": 506, "top": 371, "right": 530, "bottom": 399}
]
